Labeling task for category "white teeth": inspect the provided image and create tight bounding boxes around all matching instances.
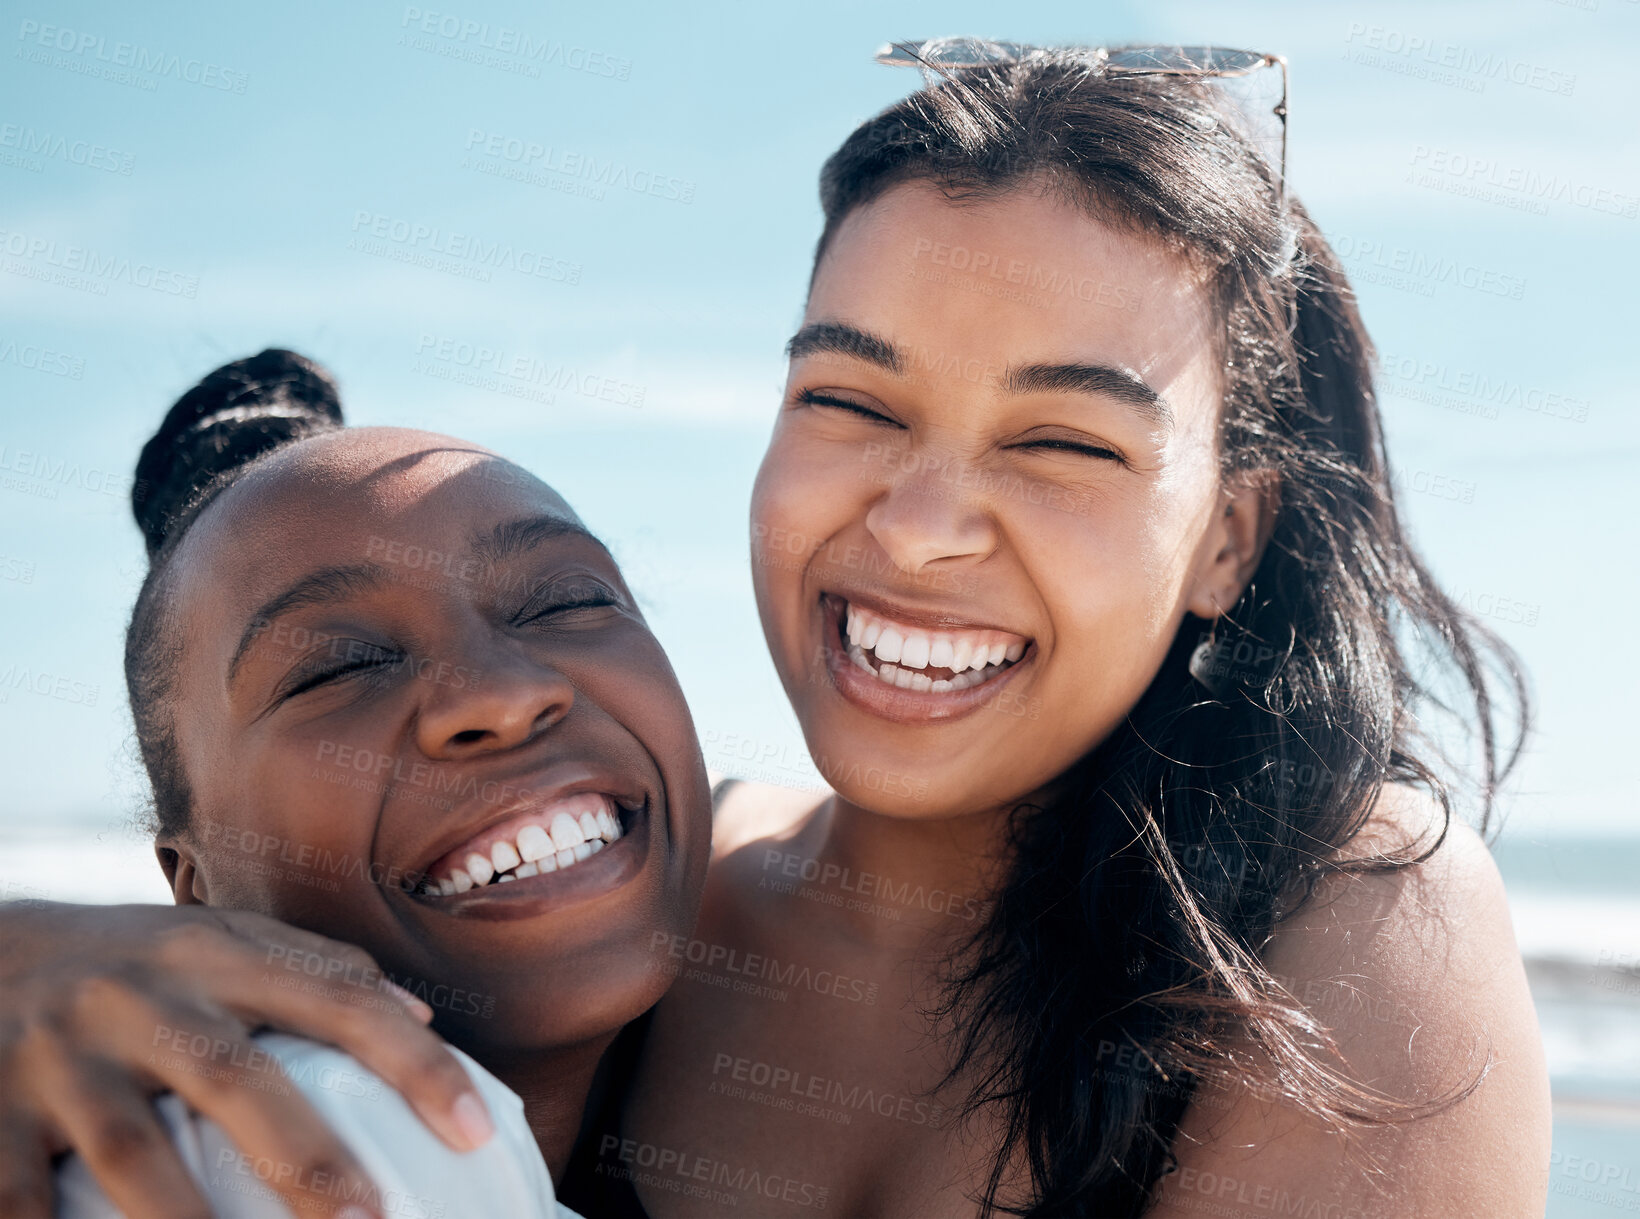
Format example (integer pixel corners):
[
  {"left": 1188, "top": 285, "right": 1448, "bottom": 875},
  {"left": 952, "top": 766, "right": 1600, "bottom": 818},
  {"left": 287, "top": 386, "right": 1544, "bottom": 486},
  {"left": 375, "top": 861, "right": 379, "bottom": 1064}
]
[
  {"left": 426, "top": 797, "right": 629, "bottom": 892},
  {"left": 517, "top": 823, "right": 554, "bottom": 862},
  {"left": 931, "top": 678, "right": 952, "bottom": 693},
  {"left": 425, "top": 795, "right": 633, "bottom": 894},
  {"left": 491, "top": 840, "right": 521, "bottom": 873},
  {"left": 899, "top": 632, "right": 931, "bottom": 670},
  {"left": 909, "top": 672, "right": 932, "bottom": 692},
  {"left": 894, "top": 667, "right": 916, "bottom": 690},
  {"left": 550, "top": 811, "right": 586, "bottom": 851},
  {"left": 844, "top": 601, "right": 1030, "bottom": 686}
]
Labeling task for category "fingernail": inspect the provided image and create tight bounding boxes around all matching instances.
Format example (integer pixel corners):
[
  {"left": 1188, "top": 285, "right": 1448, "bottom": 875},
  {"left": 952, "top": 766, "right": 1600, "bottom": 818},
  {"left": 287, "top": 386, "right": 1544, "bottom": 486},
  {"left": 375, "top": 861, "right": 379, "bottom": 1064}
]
[
  {"left": 382, "top": 980, "right": 434, "bottom": 1022},
  {"left": 452, "top": 1090, "right": 495, "bottom": 1148}
]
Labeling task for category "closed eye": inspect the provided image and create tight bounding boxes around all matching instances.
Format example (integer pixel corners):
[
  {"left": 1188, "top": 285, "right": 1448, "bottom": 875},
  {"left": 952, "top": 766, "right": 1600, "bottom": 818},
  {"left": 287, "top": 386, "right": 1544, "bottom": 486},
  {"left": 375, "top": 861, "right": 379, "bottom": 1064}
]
[
  {"left": 1019, "top": 438, "right": 1127, "bottom": 463},
  {"left": 524, "top": 595, "right": 618, "bottom": 621},
  {"left": 281, "top": 645, "right": 401, "bottom": 700},
  {"left": 795, "top": 388, "right": 902, "bottom": 426},
  {"left": 515, "top": 580, "right": 624, "bottom": 627}
]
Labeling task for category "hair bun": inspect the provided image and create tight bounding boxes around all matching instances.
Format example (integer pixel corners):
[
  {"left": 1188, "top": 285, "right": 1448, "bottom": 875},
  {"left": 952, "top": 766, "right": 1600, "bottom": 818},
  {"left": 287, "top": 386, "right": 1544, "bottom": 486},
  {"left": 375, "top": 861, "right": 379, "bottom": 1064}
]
[{"left": 133, "top": 348, "right": 343, "bottom": 557}]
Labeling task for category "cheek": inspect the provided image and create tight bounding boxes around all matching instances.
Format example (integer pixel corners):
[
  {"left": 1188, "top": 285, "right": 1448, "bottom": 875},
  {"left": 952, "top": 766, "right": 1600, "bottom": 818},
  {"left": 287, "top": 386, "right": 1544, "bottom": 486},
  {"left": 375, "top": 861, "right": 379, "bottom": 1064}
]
[
  {"left": 751, "top": 425, "right": 870, "bottom": 558},
  {"left": 263, "top": 708, "right": 399, "bottom": 805},
  {"left": 1014, "top": 490, "right": 1193, "bottom": 658},
  {"left": 586, "top": 637, "right": 699, "bottom": 763},
  {"left": 198, "top": 720, "right": 384, "bottom": 895},
  {"left": 749, "top": 436, "right": 819, "bottom": 603}
]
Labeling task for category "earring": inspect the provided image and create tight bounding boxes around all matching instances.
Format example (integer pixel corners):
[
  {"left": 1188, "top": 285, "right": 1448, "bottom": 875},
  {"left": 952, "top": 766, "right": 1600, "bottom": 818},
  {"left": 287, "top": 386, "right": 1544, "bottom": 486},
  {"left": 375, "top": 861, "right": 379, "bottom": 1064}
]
[{"left": 1188, "top": 620, "right": 1235, "bottom": 697}]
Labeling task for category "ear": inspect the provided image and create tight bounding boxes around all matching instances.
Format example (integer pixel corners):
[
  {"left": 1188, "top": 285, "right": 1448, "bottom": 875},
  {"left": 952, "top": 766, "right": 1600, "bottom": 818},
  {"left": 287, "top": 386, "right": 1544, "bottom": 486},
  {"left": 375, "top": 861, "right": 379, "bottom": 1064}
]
[
  {"left": 1185, "top": 470, "right": 1281, "bottom": 620},
  {"left": 155, "top": 842, "right": 207, "bottom": 906}
]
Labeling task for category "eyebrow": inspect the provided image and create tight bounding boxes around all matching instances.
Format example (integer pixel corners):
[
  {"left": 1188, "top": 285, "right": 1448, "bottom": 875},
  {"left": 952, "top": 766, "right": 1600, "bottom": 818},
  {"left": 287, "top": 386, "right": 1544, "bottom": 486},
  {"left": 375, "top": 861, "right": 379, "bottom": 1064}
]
[
  {"left": 228, "top": 516, "right": 605, "bottom": 684},
  {"left": 230, "top": 564, "right": 391, "bottom": 683},
  {"left": 785, "top": 320, "right": 1174, "bottom": 433},
  {"left": 468, "top": 514, "right": 603, "bottom": 568},
  {"left": 786, "top": 322, "right": 904, "bottom": 376}
]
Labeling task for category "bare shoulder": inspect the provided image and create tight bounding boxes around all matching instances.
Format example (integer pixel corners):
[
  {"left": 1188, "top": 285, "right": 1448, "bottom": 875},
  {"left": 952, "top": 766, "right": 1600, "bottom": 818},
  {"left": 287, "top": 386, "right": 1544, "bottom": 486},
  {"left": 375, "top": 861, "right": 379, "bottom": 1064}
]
[
  {"left": 708, "top": 776, "right": 832, "bottom": 860},
  {"left": 1267, "top": 780, "right": 1508, "bottom": 980},
  {"left": 1148, "top": 782, "right": 1551, "bottom": 1218}
]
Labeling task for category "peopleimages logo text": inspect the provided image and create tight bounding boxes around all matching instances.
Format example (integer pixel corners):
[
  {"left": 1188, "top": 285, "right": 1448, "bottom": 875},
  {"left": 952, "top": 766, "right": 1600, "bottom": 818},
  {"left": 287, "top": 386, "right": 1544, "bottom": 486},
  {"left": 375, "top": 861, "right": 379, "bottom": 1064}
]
[
  {"left": 399, "top": 8, "right": 630, "bottom": 79},
  {"left": 349, "top": 212, "right": 582, "bottom": 284},
  {"left": 0, "top": 226, "right": 200, "bottom": 297},
  {"left": 15, "top": 19, "right": 250, "bottom": 92}
]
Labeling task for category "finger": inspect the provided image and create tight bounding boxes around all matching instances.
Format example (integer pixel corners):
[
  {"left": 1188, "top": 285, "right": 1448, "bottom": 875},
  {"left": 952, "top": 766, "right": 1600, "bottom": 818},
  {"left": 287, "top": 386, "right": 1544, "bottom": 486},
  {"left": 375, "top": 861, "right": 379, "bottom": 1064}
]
[
  {"left": 153, "top": 914, "right": 432, "bottom": 1025},
  {"left": 99, "top": 1009, "right": 387, "bottom": 1219},
  {"left": 0, "top": 1114, "right": 56, "bottom": 1219},
  {"left": 141, "top": 914, "right": 486, "bottom": 1150},
  {"left": 22, "top": 1054, "right": 214, "bottom": 1219},
  {"left": 204, "top": 952, "right": 495, "bottom": 1151}
]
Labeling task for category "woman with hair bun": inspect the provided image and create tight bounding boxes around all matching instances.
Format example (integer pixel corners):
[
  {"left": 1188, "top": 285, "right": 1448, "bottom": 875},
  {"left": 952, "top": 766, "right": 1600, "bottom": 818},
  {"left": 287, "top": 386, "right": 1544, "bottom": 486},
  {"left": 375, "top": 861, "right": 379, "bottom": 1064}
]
[
  {"left": 1, "top": 41, "right": 1549, "bottom": 1219},
  {"left": 23, "top": 348, "right": 714, "bottom": 1218}
]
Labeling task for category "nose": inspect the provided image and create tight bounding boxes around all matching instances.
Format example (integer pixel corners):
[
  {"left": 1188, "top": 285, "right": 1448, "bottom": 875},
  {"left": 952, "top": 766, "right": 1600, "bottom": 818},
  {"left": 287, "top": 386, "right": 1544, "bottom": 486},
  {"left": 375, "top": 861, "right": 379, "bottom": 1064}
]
[
  {"left": 413, "top": 642, "right": 575, "bottom": 761},
  {"left": 864, "top": 449, "right": 999, "bottom": 577}
]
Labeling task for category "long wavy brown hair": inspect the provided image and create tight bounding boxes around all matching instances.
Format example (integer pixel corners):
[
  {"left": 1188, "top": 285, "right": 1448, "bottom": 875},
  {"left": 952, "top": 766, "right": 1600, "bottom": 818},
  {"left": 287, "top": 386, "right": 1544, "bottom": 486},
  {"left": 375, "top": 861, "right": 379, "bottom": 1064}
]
[{"left": 809, "top": 49, "right": 1530, "bottom": 1216}]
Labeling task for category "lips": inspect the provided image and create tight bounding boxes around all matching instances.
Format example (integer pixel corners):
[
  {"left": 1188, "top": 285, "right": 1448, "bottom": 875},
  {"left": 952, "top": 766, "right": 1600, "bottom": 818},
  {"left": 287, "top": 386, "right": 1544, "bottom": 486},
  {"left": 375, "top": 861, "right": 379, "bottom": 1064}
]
[{"left": 818, "top": 591, "right": 1035, "bottom": 722}]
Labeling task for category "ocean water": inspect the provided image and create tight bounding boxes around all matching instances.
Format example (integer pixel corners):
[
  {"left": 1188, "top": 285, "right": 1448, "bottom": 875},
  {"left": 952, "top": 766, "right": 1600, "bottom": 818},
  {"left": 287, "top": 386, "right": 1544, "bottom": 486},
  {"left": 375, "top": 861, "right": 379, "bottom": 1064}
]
[{"left": 4, "top": 819, "right": 1636, "bottom": 1213}]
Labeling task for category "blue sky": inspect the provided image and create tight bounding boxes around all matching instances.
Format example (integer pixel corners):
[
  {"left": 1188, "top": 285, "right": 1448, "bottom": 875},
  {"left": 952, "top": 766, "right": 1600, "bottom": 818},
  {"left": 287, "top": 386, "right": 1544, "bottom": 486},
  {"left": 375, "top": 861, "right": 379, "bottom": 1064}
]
[{"left": 2, "top": 0, "right": 1636, "bottom": 835}]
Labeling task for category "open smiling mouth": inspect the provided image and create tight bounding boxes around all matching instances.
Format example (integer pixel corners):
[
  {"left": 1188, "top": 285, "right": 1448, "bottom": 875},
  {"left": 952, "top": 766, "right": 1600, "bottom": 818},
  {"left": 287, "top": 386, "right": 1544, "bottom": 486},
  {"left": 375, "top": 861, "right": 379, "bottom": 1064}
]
[
  {"left": 408, "top": 792, "right": 644, "bottom": 897},
  {"left": 821, "top": 593, "right": 1034, "bottom": 714}
]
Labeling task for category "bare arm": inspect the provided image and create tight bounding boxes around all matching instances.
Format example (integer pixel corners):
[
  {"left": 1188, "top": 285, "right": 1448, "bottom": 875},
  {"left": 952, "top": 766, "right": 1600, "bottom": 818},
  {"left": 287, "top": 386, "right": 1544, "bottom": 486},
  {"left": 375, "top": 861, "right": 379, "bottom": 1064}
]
[{"left": 0, "top": 901, "right": 493, "bottom": 1219}]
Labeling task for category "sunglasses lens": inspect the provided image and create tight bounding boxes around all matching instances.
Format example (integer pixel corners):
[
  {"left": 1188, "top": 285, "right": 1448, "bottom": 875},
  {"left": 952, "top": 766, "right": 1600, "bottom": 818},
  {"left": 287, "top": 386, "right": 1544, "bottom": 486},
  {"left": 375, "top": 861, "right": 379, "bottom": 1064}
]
[
  {"left": 1105, "top": 46, "right": 1266, "bottom": 74},
  {"left": 874, "top": 39, "right": 1285, "bottom": 193},
  {"left": 874, "top": 37, "right": 1036, "bottom": 69}
]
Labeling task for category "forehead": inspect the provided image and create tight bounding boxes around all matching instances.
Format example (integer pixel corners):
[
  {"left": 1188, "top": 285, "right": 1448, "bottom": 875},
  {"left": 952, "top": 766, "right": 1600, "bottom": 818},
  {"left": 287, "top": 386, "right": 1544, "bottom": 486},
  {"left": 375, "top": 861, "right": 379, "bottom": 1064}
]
[
  {"left": 808, "top": 181, "right": 1220, "bottom": 405},
  {"left": 173, "top": 427, "right": 589, "bottom": 619}
]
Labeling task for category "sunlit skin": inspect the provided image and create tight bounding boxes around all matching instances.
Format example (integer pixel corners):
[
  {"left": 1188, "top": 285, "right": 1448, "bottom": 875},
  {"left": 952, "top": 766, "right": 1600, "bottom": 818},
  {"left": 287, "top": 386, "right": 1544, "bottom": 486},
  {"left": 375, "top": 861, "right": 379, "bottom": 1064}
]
[
  {"left": 0, "top": 193, "right": 1546, "bottom": 1217},
  {"left": 750, "top": 178, "right": 1276, "bottom": 826},
  {"left": 155, "top": 427, "right": 711, "bottom": 1175},
  {"left": 625, "top": 179, "right": 1545, "bottom": 1217},
  {"left": 622, "top": 180, "right": 1282, "bottom": 1218}
]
